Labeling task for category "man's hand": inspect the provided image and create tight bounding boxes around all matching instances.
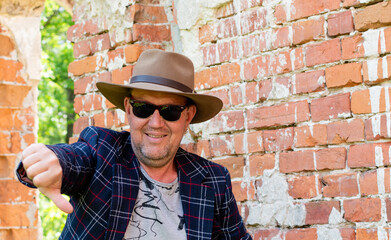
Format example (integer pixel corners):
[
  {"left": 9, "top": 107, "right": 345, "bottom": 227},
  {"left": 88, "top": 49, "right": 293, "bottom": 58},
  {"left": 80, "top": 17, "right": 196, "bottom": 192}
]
[{"left": 22, "top": 144, "right": 74, "bottom": 214}]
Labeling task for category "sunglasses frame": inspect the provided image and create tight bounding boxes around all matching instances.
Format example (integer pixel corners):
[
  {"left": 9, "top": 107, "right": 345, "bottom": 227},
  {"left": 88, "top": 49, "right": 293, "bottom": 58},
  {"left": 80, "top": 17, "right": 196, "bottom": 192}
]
[{"left": 128, "top": 99, "right": 189, "bottom": 122}]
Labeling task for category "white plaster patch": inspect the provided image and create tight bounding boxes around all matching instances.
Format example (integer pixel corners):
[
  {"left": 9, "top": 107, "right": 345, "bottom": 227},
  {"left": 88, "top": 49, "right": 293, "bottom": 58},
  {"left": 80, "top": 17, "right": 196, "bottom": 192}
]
[
  {"left": 369, "top": 86, "right": 383, "bottom": 113},
  {"left": 372, "top": 115, "right": 382, "bottom": 138},
  {"left": 317, "top": 227, "right": 343, "bottom": 240},
  {"left": 380, "top": 29, "right": 386, "bottom": 54},
  {"left": 176, "top": 0, "right": 201, "bottom": 30},
  {"left": 378, "top": 227, "right": 388, "bottom": 240},
  {"left": 268, "top": 82, "right": 289, "bottom": 99},
  {"left": 0, "top": 16, "right": 42, "bottom": 80},
  {"left": 180, "top": 30, "right": 203, "bottom": 69},
  {"left": 382, "top": 56, "right": 389, "bottom": 79},
  {"left": 107, "top": 55, "right": 125, "bottom": 71},
  {"left": 363, "top": 29, "right": 380, "bottom": 57},
  {"left": 328, "top": 207, "right": 343, "bottom": 224},
  {"left": 377, "top": 168, "right": 385, "bottom": 194},
  {"left": 116, "top": 109, "right": 126, "bottom": 124},
  {"left": 375, "top": 146, "right": 384, "bottom": 167},
  {"left": 367, "top": 58, "right": 379, "bottom": 82}
]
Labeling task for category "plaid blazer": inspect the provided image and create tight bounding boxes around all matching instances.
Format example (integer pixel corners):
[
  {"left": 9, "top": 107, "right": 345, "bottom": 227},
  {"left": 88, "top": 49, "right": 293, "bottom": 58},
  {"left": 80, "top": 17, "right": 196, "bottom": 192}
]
[{"left": 17, "top": 126, "right": 251, "bottom": 240}]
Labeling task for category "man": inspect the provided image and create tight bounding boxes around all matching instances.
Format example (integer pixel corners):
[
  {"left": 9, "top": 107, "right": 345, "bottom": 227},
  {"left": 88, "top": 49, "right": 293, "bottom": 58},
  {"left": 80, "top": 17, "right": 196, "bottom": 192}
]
[{"left": 17, "top": 49, "right": 252, "bottom": 239}]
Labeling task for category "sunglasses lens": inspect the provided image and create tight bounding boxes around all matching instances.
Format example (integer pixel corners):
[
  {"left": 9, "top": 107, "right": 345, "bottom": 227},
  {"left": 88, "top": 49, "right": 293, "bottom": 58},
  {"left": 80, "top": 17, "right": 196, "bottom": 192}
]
[
  {"left": 130, "top": 101, "right": 185, "bottom": 121},
  {"left": 160, "top": 106, "right": 182, "bottom": 121},
  {"left": 132, "top": 102, "right": 155, "bottom": 118}
]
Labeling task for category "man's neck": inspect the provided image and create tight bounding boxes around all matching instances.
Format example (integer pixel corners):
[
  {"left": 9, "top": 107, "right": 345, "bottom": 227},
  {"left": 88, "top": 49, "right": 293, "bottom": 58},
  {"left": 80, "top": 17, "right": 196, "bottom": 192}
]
[{"left": 139, "top": 160, "right": 178, "bottom": 183}]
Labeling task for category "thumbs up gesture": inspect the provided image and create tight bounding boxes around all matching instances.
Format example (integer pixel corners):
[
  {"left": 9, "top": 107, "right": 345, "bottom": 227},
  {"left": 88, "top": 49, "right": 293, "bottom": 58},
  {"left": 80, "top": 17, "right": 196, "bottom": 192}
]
[{"left": 22, "top": 144, "right": 74, "bottom": 214}]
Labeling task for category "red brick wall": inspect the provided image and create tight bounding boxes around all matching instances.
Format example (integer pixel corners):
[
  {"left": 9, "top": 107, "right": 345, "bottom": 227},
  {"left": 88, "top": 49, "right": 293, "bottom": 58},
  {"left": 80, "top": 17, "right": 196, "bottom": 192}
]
[
  {"left": 0, "top": 22, "right": 40, "bottom": 239},
  {"left": 2, "top": 0, "right": 385, "bottom": 239}
]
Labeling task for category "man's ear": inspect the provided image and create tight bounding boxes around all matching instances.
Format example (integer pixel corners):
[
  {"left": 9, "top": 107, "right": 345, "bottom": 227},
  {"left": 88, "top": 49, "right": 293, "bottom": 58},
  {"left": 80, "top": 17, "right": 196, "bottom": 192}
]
[
  {"left": 186, "top": 105, "right": 197, "bottom": 124},
  {"left": 124, "top": 97, "right": 131, "bottom": 115}
]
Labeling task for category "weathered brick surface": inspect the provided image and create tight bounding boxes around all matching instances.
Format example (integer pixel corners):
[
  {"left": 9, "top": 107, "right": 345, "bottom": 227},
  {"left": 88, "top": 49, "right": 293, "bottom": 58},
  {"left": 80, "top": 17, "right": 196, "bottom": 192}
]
[{"left": 4, "top": 0, "right": 391, "bottom": 239}]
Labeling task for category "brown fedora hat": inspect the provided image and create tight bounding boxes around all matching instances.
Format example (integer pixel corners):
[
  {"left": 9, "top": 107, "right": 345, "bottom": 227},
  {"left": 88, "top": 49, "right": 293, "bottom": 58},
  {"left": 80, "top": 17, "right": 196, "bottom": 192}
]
[{"left": 96, "top": 49, "right": 223, "bottom": 124}]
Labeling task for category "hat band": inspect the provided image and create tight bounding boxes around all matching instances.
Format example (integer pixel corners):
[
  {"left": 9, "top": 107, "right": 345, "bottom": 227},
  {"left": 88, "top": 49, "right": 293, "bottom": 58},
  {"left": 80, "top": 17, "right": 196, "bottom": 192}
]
[{"left": 131, "top": 75, "right": 193, "bottom": 93}]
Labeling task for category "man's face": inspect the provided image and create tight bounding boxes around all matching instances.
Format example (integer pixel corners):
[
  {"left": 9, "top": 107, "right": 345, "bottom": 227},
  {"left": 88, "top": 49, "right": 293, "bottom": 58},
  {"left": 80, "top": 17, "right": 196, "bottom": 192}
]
[{"left": 124, "top": 89, "right": 196, "bottom": 169}]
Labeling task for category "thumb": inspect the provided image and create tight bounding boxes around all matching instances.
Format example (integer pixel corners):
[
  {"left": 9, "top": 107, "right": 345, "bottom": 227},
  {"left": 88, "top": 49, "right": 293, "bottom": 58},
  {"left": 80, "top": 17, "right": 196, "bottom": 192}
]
[{"left": 41, "top": 188, "right": 74, "bottom": 214}]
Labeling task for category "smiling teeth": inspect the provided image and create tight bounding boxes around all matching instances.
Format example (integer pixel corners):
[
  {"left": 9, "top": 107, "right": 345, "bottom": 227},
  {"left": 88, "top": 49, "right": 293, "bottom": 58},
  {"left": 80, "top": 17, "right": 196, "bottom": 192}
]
[{"left": 147, "top": 134, "right": 164, "bottom": 138}]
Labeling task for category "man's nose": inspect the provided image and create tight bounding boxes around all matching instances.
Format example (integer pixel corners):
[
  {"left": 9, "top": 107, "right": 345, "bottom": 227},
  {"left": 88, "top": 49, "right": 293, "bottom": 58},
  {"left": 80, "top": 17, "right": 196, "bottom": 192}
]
[{"left": 148, "top": 109, "right": 165, "bottom": 127}]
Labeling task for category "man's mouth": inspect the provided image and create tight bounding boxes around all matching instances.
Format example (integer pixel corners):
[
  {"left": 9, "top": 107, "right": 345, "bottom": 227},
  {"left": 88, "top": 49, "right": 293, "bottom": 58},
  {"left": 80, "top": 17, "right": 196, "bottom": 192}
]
[{"left": 146, "top": 133, "right": 166, "bottom": 138}]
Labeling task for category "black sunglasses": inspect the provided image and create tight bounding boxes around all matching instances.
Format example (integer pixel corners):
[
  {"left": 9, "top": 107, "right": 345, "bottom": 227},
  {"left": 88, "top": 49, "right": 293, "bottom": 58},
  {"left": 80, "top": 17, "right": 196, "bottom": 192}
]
[{"left": 128, "top": 100, "right": 188, "bottom": 122}]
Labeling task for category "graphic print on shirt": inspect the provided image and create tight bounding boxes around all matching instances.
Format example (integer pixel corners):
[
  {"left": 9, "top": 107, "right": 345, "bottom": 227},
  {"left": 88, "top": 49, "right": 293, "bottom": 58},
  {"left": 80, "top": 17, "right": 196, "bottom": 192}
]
[{"left": 123, "top": 170, "right": 186, "bottom": 240}]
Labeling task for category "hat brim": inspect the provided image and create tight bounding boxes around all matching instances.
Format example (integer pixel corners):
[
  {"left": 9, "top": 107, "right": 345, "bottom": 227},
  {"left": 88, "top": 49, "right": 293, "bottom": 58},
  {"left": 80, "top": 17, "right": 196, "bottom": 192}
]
[{"left": 96, "top": 81, "right": 223, "bottom": 124}]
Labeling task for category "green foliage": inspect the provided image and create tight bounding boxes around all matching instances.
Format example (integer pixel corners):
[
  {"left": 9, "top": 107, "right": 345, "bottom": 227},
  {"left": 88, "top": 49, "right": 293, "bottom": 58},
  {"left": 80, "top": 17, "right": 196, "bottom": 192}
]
[
  {"left": 38, "top": 0, "right": 75, "bottom": 145},
  {"left": 38, "top": 0, "right": 74, "bottom": 239}
]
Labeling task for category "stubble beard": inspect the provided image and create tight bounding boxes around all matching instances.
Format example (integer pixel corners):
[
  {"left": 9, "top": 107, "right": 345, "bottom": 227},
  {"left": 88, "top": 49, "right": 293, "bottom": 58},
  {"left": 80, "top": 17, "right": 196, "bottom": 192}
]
[{"left": 131, "top": 141, "right": 176, "bottom": 168}]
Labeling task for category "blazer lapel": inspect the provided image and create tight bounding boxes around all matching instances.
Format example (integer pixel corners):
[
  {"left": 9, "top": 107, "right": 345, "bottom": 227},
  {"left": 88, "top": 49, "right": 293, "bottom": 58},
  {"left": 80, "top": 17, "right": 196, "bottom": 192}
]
[
  {"left": 105, "top": 143, "right": 140, "bottom": 240},
  {"left": 176, "top": 150, "right": 215, "bottom": 240}
]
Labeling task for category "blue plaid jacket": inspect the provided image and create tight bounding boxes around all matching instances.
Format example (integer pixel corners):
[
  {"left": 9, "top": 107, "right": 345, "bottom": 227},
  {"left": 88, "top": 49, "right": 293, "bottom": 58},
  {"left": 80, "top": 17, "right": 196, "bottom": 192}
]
[{"left": 17, "top": 126, "right": 251, "bottom": 240}]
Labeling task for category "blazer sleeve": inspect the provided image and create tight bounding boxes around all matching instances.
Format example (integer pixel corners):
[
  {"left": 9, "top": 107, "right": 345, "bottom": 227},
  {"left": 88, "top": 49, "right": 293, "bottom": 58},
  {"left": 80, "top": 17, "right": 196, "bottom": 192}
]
[
  {"left": 16, "top": 126, "right": 103, "bottom": 196},
  {"left": 216, "top": 168, "right": 252, "bottom": 240}
]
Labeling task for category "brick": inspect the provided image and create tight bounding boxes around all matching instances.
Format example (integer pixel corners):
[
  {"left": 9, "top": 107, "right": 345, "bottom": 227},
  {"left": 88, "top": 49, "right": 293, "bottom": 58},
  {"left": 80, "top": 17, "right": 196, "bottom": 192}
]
[
  {"left": 311, "top": 93, "right": 351, "bottom": 122},
  {"left": 129, "top": 5, "right": 168, "bottom": 24},
  {"left": 322, "top": 173, "right": 359, "bottom": 198},
  {"left": 241, "top": 33, "right": 265, "bottom": 58},
  {"left": 386, "top": 198, "right": 391, "bottom": 222},
  {"left": 82, "top": 18, "right": 102, "bottom": 36},
  {"left": 217, "top": 17, "right": 238, "bottom": 39},
  {"left": 74, "top": 76, "right": 93, "bottom": 95},
  {"left": 111, "top": 64, "right": 133, "bottom": 85},
  {"left": 356, "top": 228, "right": 378, "bottom": 240},
  {"left": 359, "top": 170, "right": 378, "bottom": 196},
  {"left": 242, "top": 55, "right": 268, "bottom": 81},
  {"left": 269, "top": 51, "right": 292, "bottom": 75},
  {"left": 198, "top": 23, "right": 217, "bottom": 44},
  {"left": 348, "top": 143, "right": 391, "bottom": 168},
  {"left": 206, "top": 88, "right": 230, "bottom": 108},
  {"left": 124, "top": 44, "right": 145, "bottom": 63},
  {"left": 280, "top": 149, "right": 315, "bottom": 173},
  {"left": 285, "top": 228, "right": 317, "bottom": 240},
  {"left": 132, "top": 24, "right": 171, "bottom": 42},
  {"left": 293, "top": 70, "right": 325, "bottom": 94},
  {"left": 67, "top": 23, "right": 83, "bottom": 42},
  {"left": 214, "top": 157, "right": 245, "bottom": 178},
  {"left": 365, "top": 114, "right": 391, "bottom": 140},
  {"left": 195, "top": 139, "right": 211, "bottom": 159},
  {"left": 247, "top": 100, "right": 310, "bottom": 129},
  {"left": 90, "top": 33, "right": 111, "bottom": 53},
  {"left": 258, "top": 79, "right": 272, "bottom": 101},
  {"left": 0, "top": 180, "right": 36, "bottom": 203},
  {"left": 305, "top": 200, "right": 340, "bottom": 225},
  {"left": 0, "top": 109, "right": 14, "bottom": 130},
  {"left": 325, "top": 62, "right": 362, "bottom": 88},
  {"left": 292, "top": 17, "right": 325, "bottom": 45},
  {"left": 352, "top": 87, "right": 391, "bottom": 114},
  {"left": 290, "top": 0, "right": 340, "bottom": 20},
  {"left": 207, "top": 110, "right": 245, "bottom": 134},
  {"left": 288, "top": 175, "right": 318, "bottom": 199},
  {"left": 253, "top": 228, "right": 283, "bottom": 240},
  {"left": 363, "top": 56, "right": 391, "bottom": 84},
  {"left": 0, "top": 155, "right": 16, "bottom": 178},
  {"left": 249, "top": 154, "right": 275, "bottom": 177},
  {"left": 272, "top": 26, "right": 290, "bottom": 49},
  {"left": 328, "top": 10, "right": 354, "bottom": 36},
  {"left": 0, "top": 84, "right": 31, "bottom": 108},
  {"left": 0, "top": 229, "right": 39, "bottom": 240},
  {"left": 240, "top": 0, "right": 263, "bottom": 10},
  {"left": 216, "top": 2, "right": 235, "bottom": 19},
  {"left": 233, "top": 133, "right": 245, "bottom": 155},
  {"left": 291, "top": 47, "right": 305, "bottom": 70},
  {"left": 0, "top": 35, "right": 15, "bottom": 56},
  {"left": 232, "top": 181, "right": 250, "bottom": 202},
  {"left": 327, "top": 119, "right": 365, "bottom": 144},
  {"left": 341, "top": 34, "right": 365, "bottom": 60},
  {"left": 354, "top": 1, "right": 391, "bottom": 31},
  {"left": 0, "top": 204, "right": 38, "bottom": 227},
  {"left": 240, "top": 8, "right": 267, "bottom": 35},
  {"left": 263, "top": 127, "right": 294, "bottom": 152},
  {"left": 344, "top": 198, "right": 381, "bottom": 222},
  {"left": 0, "top": 59, "right": 23, "bottom": 82},
  {"left": 195, "top": 62, "right": 240, "bottom": 89},
  {"left": 316, "top": 147, "right": 346, "bottom": 170},
  {"left": 68, "top": 55, "right": 98, "bottom": 76},
  {"left": 294, "top": 124, "right": 327, "bottom": 148},
  {"left": 244, "top": 81, "right": 258, "bottom": 104},
  {"left": 246, "top": 130, "right": 264, "bottom": 153},
  {"left": 340, "top": 228, "right": 356, "bottom": 240},
  {"left": 274, "top": 4, "right": 287, "bottom": 24},
  {"left": 73, "top": 39, "right": 91, "bottom": 58},
  {"left": 306, "top": 38, "right": 342, "bottom": 67},
  {"left": 209, "top": 135, "right": 234, "bottom": 157},
  {"left": 73, "top": 116, "right": 90, "bottom": 135},
  {"left": 230, "top": 85, "right": 243, "bottom": 106}
]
